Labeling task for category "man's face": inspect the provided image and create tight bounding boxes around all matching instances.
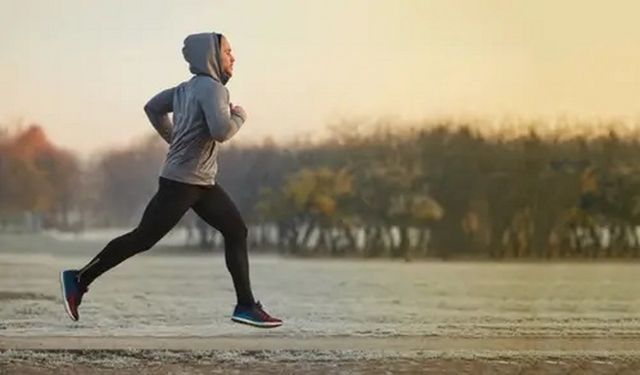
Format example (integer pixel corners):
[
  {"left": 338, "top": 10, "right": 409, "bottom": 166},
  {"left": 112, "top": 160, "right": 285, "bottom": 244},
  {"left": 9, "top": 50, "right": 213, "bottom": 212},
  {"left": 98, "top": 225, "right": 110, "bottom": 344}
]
[{"left": 220, "top": 36, "right": 235, "bottom": 78}]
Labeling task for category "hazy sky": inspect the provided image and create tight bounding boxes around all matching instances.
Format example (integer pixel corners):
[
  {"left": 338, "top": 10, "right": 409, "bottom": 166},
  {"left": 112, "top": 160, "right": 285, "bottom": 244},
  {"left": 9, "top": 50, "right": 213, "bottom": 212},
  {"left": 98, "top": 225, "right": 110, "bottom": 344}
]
[{"left": 1, "top": 0, "right": 639, "bottom": 156}]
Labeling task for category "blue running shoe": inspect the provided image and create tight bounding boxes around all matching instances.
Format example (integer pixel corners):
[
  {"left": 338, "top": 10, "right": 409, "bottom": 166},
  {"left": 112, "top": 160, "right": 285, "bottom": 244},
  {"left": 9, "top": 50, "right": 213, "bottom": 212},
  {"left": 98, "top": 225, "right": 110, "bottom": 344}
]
[
  {"left": 231, "top": 301, "right": 283, "bottom": 328},
  {"left": 59, "top": 269, "right": 88, "bottom": 321}
]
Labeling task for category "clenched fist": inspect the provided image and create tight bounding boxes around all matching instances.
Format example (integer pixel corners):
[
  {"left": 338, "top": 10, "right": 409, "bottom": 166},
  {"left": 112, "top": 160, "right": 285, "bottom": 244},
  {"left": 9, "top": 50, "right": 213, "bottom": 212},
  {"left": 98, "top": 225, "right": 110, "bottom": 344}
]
[{"left": 229, "top": 102, "right": 247, "bottom": 120}]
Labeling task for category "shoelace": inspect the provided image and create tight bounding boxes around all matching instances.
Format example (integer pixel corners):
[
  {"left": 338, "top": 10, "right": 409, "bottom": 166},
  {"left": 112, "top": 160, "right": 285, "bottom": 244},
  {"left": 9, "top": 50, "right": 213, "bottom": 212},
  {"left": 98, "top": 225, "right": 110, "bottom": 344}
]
[{"left": 254, "top": 301, "right": 272, "bottom": 321}]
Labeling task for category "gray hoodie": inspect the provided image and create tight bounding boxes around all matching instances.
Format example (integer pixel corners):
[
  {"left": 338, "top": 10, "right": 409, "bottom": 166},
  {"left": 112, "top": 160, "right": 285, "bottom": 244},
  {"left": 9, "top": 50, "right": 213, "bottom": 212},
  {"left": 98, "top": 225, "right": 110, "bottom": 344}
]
[{"left": 144, "top": 32, "right": 247, "bottom": 186}]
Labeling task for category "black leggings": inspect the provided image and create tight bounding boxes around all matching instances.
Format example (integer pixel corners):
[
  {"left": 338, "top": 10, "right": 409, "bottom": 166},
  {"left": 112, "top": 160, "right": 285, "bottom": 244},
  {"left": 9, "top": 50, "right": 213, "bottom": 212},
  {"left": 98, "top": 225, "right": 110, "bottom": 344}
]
[{"left": 77, "top": 177, "right": 255, "bottom": 306}]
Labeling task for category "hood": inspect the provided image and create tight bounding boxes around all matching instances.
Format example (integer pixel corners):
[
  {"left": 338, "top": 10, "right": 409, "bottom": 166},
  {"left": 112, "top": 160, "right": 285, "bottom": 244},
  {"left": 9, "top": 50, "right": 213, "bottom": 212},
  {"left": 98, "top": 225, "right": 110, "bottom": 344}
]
[{"left": 182, "top": 32, "right": 230, "bottom": 85}]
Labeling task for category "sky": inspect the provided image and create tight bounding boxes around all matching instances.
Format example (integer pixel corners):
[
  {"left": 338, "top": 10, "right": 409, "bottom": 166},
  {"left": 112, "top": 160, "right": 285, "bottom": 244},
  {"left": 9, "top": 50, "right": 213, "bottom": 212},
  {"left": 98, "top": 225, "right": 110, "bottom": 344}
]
[{"left": 1, "top": 0, "right": 640, "bottom": 156}]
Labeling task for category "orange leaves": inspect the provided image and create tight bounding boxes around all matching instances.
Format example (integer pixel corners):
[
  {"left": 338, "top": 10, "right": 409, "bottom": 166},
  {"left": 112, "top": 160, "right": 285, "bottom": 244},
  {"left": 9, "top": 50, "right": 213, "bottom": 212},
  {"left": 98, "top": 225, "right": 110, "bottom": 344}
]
[
  {"left": 0, "top": 124, "right": 78, "bottom": 215},
  {"left": 282, "top": 167, "right": 353, "bottom": 218}
]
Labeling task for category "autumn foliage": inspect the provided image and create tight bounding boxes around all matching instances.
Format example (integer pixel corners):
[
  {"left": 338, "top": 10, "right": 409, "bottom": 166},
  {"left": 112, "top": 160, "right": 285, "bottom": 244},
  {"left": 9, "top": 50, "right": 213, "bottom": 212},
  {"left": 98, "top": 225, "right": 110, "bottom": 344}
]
[
  {"left": 0, "top": 125, "right": 79, "bottom": 228},
  {"left": 4, "top": 119, "right": 640, "bottom": 259}
]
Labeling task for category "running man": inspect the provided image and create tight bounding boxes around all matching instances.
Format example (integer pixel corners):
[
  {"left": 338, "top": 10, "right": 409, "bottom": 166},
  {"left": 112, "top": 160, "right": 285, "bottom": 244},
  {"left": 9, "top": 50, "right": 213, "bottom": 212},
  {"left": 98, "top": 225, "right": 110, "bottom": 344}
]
[{"left": 59, "top": 31, "right": 283, "bottom": 328}]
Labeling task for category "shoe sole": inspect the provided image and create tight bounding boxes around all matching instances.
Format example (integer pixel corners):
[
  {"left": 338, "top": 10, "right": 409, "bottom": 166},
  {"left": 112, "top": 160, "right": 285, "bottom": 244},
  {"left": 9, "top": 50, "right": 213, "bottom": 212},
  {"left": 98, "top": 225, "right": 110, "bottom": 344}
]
[
  {"left": 59, "top": 271, "right": 78, "bottom": 321},
  {"left": 231, "top": 316, "right": 282, "bottom": 328}
]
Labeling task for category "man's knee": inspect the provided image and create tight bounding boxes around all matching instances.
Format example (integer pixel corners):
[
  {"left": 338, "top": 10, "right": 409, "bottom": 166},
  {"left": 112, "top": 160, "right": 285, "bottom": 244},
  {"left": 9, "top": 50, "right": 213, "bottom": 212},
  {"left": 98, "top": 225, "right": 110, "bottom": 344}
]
[{"left": 223, "top": 222, "right": 248, "bottom": 242}]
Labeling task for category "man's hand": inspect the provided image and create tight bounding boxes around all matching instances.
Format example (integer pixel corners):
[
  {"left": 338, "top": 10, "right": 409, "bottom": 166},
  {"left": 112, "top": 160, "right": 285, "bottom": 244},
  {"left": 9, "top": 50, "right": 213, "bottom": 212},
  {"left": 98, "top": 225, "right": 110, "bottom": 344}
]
[{"left": 229, "top": 102, "right": 247, "bottom": 120}]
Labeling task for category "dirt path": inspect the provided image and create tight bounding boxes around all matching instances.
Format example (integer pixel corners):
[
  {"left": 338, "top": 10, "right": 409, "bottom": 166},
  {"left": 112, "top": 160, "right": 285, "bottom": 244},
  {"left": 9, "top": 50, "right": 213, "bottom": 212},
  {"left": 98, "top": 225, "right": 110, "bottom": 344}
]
[
  {"left": 1, "top": 335, "right": 640, "bottom": 351},
  {"left": 2, "top": 336, "right": 640, "bottom": 374}
]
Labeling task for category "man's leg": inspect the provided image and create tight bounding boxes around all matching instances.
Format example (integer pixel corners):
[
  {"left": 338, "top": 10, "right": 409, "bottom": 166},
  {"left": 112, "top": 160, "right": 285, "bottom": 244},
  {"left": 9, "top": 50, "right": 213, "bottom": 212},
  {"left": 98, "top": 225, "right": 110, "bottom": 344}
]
[
  {"left": 191, "top": 184, "right": 255, "bottom": 307},
  {"left": 76, "top": 178, "right": 204, "bottom": 288},
  {"left": 191, "top": 184, "right": 282, "bottom": 328}
]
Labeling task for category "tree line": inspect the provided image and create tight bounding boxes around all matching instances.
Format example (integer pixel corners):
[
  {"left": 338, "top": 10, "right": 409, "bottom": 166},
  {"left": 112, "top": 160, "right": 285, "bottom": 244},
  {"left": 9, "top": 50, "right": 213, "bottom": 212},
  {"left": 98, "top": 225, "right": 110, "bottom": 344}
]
[{"left": 2, "top": 119, "right": 640, "bottom": 259}]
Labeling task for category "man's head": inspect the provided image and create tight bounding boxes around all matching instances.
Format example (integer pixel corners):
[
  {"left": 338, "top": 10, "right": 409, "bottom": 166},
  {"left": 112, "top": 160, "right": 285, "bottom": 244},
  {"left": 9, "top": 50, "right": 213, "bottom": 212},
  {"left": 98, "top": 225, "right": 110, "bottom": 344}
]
[
  {"left": 182, "top": 32, "right": 234, "bottom": 85},
  {"left": 218, "top": 34, "right": 235, "bottom": 79}
]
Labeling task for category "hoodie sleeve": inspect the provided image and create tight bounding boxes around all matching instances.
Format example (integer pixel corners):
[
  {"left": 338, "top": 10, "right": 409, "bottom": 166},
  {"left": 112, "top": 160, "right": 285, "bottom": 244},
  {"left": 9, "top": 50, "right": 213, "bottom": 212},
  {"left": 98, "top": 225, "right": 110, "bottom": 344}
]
[
  {"left": 144, "top": 87, "right": 175, "bottom": 144},
  {"left": 197, "top": 81, "right": 246, "bottom": 142}
]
